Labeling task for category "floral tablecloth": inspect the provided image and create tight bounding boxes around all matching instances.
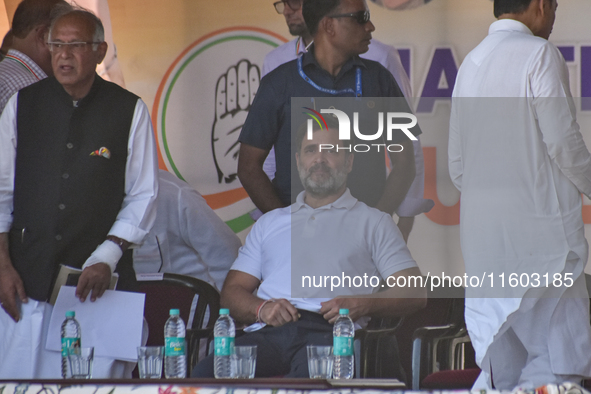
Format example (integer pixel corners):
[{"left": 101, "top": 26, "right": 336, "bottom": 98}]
[{"left": 0, "top": 382, "right": 587, "bottom": 394}]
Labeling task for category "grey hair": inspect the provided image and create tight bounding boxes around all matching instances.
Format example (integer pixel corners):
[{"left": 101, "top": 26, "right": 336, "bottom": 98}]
[{"left": 48, "top": 8, "right": 105, "bottom": 51}]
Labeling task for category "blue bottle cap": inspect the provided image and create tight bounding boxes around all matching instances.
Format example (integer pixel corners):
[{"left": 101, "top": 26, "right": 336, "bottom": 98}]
[
  {"left": 65, "top": 310, "right": 75, "bottom": 318},
  {"left": 169, "top": 309, "right": 180, "bottom": 316},
  {"left": 220, "top": 308, "right": 230, "bottom": 315},
  {"left": 339, "top": 309, "right": 349, "bottom": 315}
]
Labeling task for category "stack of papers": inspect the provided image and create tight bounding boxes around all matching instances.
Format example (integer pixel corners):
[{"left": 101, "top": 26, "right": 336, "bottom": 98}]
[{"left": 45, "top": 286, "right": 145, "bottom": 361}]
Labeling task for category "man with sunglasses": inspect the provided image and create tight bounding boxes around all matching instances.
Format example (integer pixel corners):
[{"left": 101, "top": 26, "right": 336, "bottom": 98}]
[
  {"left": 0, "top": 9, "right": 158, "bottom": 378},
  {"left": 258, "top": 0, "right": 433, "bottom": 242},
  {"left": 238, "top": 0, "right": 420, "bottom": 233}
]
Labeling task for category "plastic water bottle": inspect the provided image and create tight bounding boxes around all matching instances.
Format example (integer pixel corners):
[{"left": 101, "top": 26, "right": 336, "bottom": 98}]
[
  {"left": 164, "top": 308, "right": 187, "bottom": 378},
  {"left": 333, "top": 308, "right": 355, "bottom": 379},
  {"left": 61, "top": 310, "right": 81, "bottom": 379},
  {"left": 213, "top": 308, "right": 235, "bottom": 378}
]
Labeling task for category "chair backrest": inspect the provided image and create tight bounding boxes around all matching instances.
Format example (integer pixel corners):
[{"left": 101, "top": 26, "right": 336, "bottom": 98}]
[
  {"left": 356, "top": 316, "right": 404, "bottom": 379},
  {"left": 136, "top": 273, "right": 221, "bottom": 346}
]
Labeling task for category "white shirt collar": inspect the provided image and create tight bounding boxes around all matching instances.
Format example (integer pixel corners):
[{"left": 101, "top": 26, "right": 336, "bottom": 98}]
[
  {"left": 292, "top": 188, "right": 358, "bottom": 212},
  {"left": 489, "top": 19, "right": 534, "bottom": 37}
]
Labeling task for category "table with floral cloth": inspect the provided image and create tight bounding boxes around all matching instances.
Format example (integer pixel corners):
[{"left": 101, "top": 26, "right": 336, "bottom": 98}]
[{"left": 0, "top": 381, "right": 587, "bottom": 394}]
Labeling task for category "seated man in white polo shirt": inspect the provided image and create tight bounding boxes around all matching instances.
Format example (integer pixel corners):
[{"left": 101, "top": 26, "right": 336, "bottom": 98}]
[{"left": 192, "top": 117, "right": 426, "bottom": 378}]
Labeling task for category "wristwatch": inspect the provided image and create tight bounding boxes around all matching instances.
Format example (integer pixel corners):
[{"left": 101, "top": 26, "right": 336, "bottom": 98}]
[{"left": 107, "top": 235, "right": 127, "bottom": 250}]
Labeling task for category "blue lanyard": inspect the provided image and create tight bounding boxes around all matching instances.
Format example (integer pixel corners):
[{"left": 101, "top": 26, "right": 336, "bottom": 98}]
[{"left": 297, "top": 56, "right": 362, "bottom": 97}]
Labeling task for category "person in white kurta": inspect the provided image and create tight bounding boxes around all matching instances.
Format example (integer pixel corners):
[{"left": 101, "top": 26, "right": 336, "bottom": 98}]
[
  {"left": 133, "top": 169, "right": 242, "bottom": 291},
  {"left": 449, "top": 0, "right": 591, "bottom": 389}
]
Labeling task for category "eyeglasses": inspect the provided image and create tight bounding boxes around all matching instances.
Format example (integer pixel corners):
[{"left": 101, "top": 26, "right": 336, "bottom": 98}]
[
  {"left": 47, "top": 41, "right": 102, "bottom": 53},
  {"left": 328, "top": 10, "right": 371, "bottom": 24},
  {"left": 273, "top": 0, "right": 302, "bottom": 14}
]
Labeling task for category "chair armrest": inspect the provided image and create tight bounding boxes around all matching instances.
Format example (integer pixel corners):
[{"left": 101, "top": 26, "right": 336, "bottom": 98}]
[
  {"left": 355, "top": 316, "right": 403, "bottom": 339},
  {"left": 413, "top": 324, "right": 456, "bottom": 341}
]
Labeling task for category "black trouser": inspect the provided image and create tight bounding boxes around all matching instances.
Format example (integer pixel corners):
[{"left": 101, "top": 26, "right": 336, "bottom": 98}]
[{"left": 192, "top": 310, "right": 333, "bottom": 378}]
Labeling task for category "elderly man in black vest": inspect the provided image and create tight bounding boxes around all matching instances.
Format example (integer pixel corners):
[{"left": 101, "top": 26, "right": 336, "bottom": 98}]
[{"left": 0, "top": 9, "right": 158, "bottom": 378}]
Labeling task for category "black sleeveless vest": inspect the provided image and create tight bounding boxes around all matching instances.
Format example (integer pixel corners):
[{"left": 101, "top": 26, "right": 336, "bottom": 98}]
[{"left": 9, "top": 75, "right": 139, "bottom": 301}]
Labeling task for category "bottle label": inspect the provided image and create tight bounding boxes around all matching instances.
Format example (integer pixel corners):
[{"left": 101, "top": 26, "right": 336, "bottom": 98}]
[
  {"left": 61, "top": 337, "right": 81, "bottom": 357},
  {"left": 165, "top": 337, "right": 186, "bottom": 356},
  {"left": 333, "top": 337, "right": 354, "bottom": 356},
  {"left": 214, "top": 336, "right": 235, "bottom": 356}
]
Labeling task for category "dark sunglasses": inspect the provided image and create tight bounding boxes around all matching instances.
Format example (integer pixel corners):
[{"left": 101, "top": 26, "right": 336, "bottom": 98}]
[
  {"left": 328, "top": 10, "right": 371, "bottom": 24},
  {"left": 273, "top": 0, "right": 302, "bottom": 13}
]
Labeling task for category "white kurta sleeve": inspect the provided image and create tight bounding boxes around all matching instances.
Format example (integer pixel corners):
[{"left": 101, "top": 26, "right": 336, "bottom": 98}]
[
  {"left": 0, "top": 94, "right": 18, "bottom": 233},
  {"left": 106, "top": 99, "right": 159, "bottom": 244},
  {"left": 532, "top": 43, "right": 591, "bottom": 198}
]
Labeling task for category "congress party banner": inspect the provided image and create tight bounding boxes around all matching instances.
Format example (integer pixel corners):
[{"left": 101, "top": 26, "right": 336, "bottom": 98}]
[{"left": 152, "top": 27, "right": 286, "bottom": 238}]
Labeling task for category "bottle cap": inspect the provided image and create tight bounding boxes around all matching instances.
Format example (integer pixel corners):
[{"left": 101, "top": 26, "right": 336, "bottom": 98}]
[
  {"left": 339, "top": 309, "right": 349, "bottom": 315},
  {"left": 220, "top": 308, "right": 230, "bottom": 315},
  {"left": 65, "top": 310, "right": 75, "bottom": 318},
  {"left": 169, "top": 309, "right": 180, "bottom": 316}
]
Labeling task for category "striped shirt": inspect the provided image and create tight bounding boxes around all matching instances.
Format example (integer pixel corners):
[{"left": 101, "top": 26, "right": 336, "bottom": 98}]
[{"left": 0, "top": 49, "right": 47, "bottom": 114}]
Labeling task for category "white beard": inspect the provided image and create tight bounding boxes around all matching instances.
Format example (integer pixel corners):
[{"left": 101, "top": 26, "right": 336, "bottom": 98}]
[{"left": 299, "top": 162, "right": 348, "bottom": 198}]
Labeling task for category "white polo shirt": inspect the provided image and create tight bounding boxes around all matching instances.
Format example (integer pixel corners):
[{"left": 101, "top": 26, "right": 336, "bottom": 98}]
[{"left": 232, "top": 189, "right": 417, "bottom": 316}]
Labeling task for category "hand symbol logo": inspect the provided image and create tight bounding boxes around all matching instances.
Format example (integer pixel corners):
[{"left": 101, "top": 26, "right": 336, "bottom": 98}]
[{"left": 212, "top": 59, "right": 261, "bottom": 184}]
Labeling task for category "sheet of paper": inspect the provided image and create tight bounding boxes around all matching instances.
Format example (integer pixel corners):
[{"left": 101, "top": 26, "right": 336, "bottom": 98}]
[{"left": 46, "top": 286, "right": 145, "bottom": 361}]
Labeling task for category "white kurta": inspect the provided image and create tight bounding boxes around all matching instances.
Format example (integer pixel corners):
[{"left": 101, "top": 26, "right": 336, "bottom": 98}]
[{"left": 449, "top": 19, "right": 591, "bottom": 387}]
